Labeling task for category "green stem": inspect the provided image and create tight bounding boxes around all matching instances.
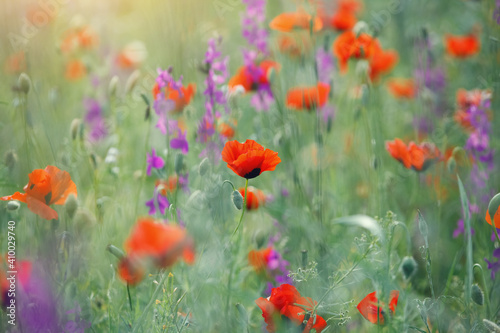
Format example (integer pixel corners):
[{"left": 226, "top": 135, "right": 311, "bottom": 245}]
[
  {"left": 127, "top": 283, "right": 133, "bottom": 311},
  {"left": 232, "top": 178, "right": 248, "bottom": 237}
]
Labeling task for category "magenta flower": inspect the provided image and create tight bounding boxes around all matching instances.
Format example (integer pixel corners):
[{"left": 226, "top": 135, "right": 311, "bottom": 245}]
[
  {"left": 170, "top": 129, "right": 189, "bottom": 155},
  {"left": 146, "top": 148, "right": 165, "bottom": 176},
  {"left": 485, "top": 248, "right": 500, "bottom": 279},
  {"left": 145, "top": 190, "right": 170, "bottom": 215}
]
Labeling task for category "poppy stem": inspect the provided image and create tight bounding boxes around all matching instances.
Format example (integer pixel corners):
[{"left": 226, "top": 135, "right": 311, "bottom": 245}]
[
  {"left": 232, "top": 179, "right": 248, "bottom": 237},
  {"left": 127, "top": 283, "right": 133, "bottom": 311}
]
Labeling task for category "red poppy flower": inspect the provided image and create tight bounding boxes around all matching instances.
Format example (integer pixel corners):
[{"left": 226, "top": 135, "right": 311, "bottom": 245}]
[
  {"left": 330, "top": 0, "right": 362, "bottom": 31},
  {"left": 222, "top": 140, "right": 281, "bottom": 179},
  {"left": 65, "top": 59, "right": 86, "bottom": 81},
  {"left": 117, "top": 257, "right": 145, "bottom": 286},
  {"left": 486, "top": 193, "right": 500, "bottom": 228},
  {"left": 445, "top": 34, "right": 480, "bottom": 58},
  {"left": 248, "top": 247, "right": 273, "bottom": 271},
  {"left": 286, "top": 82, "right": 330, "bottom": 111},
  {"left": 256, "top": 284, "right": 328, "bottom": 333},
  {"left": 277, "top": 33, "right": 313, "bottom": 57},
  {"left": 387, "top": 78, "right": 417, "bottom": 99},
  {"left": 60, "top": 26, "right": 98, "bottom": 54},
  {"left": 239, "top": 186, "right": 266, "bottom": 210},
  {"left": 357, "top": 290, "right": 399, "bottom": 324},
  {"left": 155, "top": 176, "right": 178, "bottom": 196},
  {"left": 1, "top": 166, "right": 77, "bottom": 220},
  {"left": 4, "top": 51, "right": 26, "bottom": 75},
  {"left": 124, "top": 217, "right": 195, "bottom": 268},
  {"left": 269, "top": 11, "right": 323, "bottom": 32},
  {"left": 332, "top": 31, "right": 381, "bottom": 73},
  {"left": 228, "top": 60, "right": 279, "bottom": 92},
  {"left": 152, "top": 82, "right": 196, "bottom": 113},
  {"left": 369, "top": 48, "right": 399, "bottom": 82},
  {"left": 386, "top": 139, "right": 440, "bottom": 172}
]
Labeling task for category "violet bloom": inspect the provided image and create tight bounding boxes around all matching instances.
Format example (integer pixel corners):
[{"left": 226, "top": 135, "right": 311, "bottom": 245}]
[
  {"left": 485, "top": 248, "right": 500, "bottom": 279},
  {"left": 84, "top": 97, "right": 107, "bottom": 142},
  {"left": 170, "top": 129, "right": 189, "bottom": 155},
  {"left": 145, "top": 189, "right": 170, "bottom": 215},
  {"left": 242, "top": 0, "right": 268, "bottom": 55},
  {"left": 316, "top": 48, "right": 334, "bottom": 84},
  {"left": 146, "top": 148, "right": 165, "bottom": 176},
  {"left": 153, "top": 67, "right": 183, "bottom": 134},
  {"left": 452, "top": 219, "right": 475, "bottom": 238},
  {"left": 204, "top": 38, "right": 229, "bottom": 115}
]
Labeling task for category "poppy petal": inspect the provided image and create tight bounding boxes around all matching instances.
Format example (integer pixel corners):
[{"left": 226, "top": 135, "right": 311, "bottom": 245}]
[
  {"left": 0, "top": 191, "right": 27, "bottom": 203},
  {"left": 26, "top": 196, "right": 59, "bottom": 220}
]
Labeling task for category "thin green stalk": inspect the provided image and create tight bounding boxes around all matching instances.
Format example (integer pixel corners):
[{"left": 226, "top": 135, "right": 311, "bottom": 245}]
[{"left": 127, "top": 283, "right": 133, "bottom": 311}]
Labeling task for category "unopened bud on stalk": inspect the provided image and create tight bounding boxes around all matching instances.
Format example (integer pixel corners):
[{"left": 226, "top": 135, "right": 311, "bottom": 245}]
[
  {"left": 471, "top": 284, "right": 484, "bottom": 306},
  {"left": 108, "top": 75, "right": 120, "bottom": 98},
  {"left": 106, "top": 244, "right": 125, "bottom": 259},
  {"left": 232, "top": 190, "right": 243, "bottom": 210},
  {"left": 125, "top": 70, "right": 140, "bottom": 95},
  {"left": 353, "top": 21, "right": 369, "bottom": 36},
  {"left": 18, "top": 73, "right": 31, "bottom": 94},
  {"left": 4, "top": 150, "right": 18, "bottom": 171},
  {"left": 254, "top": 230, "right": 265, "bottom": 248},
  {"left": 483, "top": 319, "right": 500, "bottom": 332},
  {"left": 65, "top": 194, "right": 78, "bottom": 219},
  {"left": 446, "top": 157, "right": 456, "bottom": 173},
  {"left": 418, "top": 211, "right": 428, "bottom": 237},
  {"left": 74, "top": 209, "right": 96, "bottom": 232},
  {"left": 70, "top": 118, "right": 82, "bottom": 141},
  {"left": 235, "top": 303, "right": 248, "bottom": 322},
  {"left": 198, "top": 157, "right": 210, "bottom": 176},
  {"left": 400, "top": 256, "right": 418, "bottom": 280},
  {"left": 7, "top": 201, "right": 20, "bottom": 211}
]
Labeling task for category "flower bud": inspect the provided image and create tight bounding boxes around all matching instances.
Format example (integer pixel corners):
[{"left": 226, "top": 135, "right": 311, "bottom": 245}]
[
  {"left": 65, "top": 194, "right": 78, "bottom": 219},
  {"left": 106, "top": 244, "right": 125, "bottom": 260},
  {"left": 446, "top": 156, "right": 456, "bottom": 173},
  {"left": 400, "top": 256, "right": 418, "bottom": 280},
  {"left": 18, "top": 73, "right": 31, "bottom": 94},
  {"left": 108, "top": 75, "right": 120, "bottom": 98},
  {"left": 70, "top": 118, "right": 82, "bottom": 141},
  {"left": 125, "top": 70, "right": 140, "bottom": 95},
  {"left": 487, "top": 193, "right": 500, "bottom": 227},
  {"left": 73, "top": 209, "right": 96, "bottom": 233},
  {"left": 353, "top": 21, "right": 369, "bottom": 36},
  {"left": 254, "top": 230, "right": 265, "bottom": 248},
  {"left": 483, "top": 319, "right": 500, "bottom": 333},
  {"left": 7, "top": 201, "right": 20, "bottom": 211},
  {"left": 471, "top": 284, "right": 484, "bottom": 306},
  {"left": 4, "top": 150, "right": 18, "bottom": 171},
  {"left": 418, "top": 211, "right": 428, "bottom": 237},
  {"left": 198, "top": 157, "right": 210, "bottom": 176},
  {"left": 232, "top": 190, "right": 243, "bottom": 210}
]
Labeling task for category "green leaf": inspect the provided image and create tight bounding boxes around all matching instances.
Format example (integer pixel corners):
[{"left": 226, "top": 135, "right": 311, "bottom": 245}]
[{"left": 457, "top": 175, "right": 473, "bottom": 313}]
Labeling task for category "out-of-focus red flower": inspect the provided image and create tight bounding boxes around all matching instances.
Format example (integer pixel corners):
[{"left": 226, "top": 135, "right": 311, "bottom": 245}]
[
  {"left": 118, "top": 218, "right": 195, "bottom": 285},
  {"left": 329, "top": 0, "right": 362, "bottom": 31},
  {"left": 248, "top": 247, "right": 273, "bottom": 271},
  {"left": 60, "top": 26, "right": 98, "bottom": 54},
  {"left": 155, "top": 176, "right": 178, "bottom": 196},
  {"left": 454, "top": 88, "right": 492, "bottom": 130},
  {"left": 239, "top": 186, "right": 266, "bottom": 210},
  {"left": 286, "top": 82, "right": 330, "bottom": 111},
  {"left": 152, "top": 82, "right": 196, "bottom": 113},
  {"left": 256, "top": 284, "right": 328, "bottom": 332},
  {"left": 4, "top": 51, "right": 26, "bottom": 75},
  {"left": 65, "top": 59, "right": 86, "bottom": 81},
  {"left": 486, "top": 193, "right": 500, "bottom": 228},
  {"left": 116, "top": 41, "right": 147, "bottom": 69},
  {"left": 218, "top": 120, "right": 237, "bottom": 139},
  {"left": 386, "top": 139, "right": 440, "bottom": 172},
  {"left": 369, "top": 48, "right": 399, "bottom": 82},
  {"left": 332, "top": 31, "right": 381, "bottom": 73},
  {"left": 445, "top": 34, "right": 480, "bottom": 58},
  {"left": 222, "top": 140, "right": 281, "bottom": 179},
  {"left": 357, "top": 290, "right": 399, "bottom": 325},
  {"left": 386, "top": 78, "right": 417, "bottom": 99},
  {"left": 270, "top": 11, "right": 323, "bottom": 32},
  {"left": 277, "top": 34, "right": 313, "bottom": 57},
  {"left": 1, "top": 166, "right": 77, "bottom": 220}
]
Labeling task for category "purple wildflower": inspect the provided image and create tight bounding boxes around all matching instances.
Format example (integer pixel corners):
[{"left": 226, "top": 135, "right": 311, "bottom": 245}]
[
  {"left": 452, "top": 219, "right": 475, "bottom": 238},
  {"left": 242, "top": 0, "right": 268, "bottom": 56},
  {"left": 84, "top": 98, "right": 107, "bottom": 142},
  {"left": 485, "top": 248, "right": 500, "bottom": 279},
  {"left": 153, "top": 67, "right": 184, "bottom": 134},
  {"left": 204, "top": 38, "right": 229, "bottom": 115},
  {"left": 170, "top": 129, "right": 189, "bottom": 154},
  {"left": 146, "top": 148, "right": 165, "bottom": 176},
  {"left": 197, "top": 110, "right": 215, "bottom": 143},
  {"left": 316, "top": 48, "right": 334, "bottom": 84},
  {"left": 145, "top": 189, "right": 170, "bottom": 215}
]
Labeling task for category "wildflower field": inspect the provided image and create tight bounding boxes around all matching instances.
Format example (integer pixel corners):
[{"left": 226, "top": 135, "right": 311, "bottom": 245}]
[{"left": 1, "top": 0, "right": 500, "bottom": 332}]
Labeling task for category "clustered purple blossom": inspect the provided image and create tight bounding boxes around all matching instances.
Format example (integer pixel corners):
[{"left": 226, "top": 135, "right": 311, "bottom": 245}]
[
  {"left": 146, "top": 148, "right": 164, "bottom": 176},
  {"left": 485, "top": 248, "right": 500, "bottom": 279},
  {"left": 242, "top": 0, "right": 268, "bottom": 56},
  {"left": 464, "top": 92, "right": 494, "bottom": 204},
  {"left": 146, "top": 187, "right": 170, "bottom": 216},
  {"left": 84, "top": 98, "right": 107, "bottom": 142},
  {"left": 153, "top": 67, "right": 184, "bottom": 135},
  {"left": 263, "top": 220, "right": 293, "bottom": 295},
  {"left": 316, "top": 48, "right": 336, "bottom": 124}
]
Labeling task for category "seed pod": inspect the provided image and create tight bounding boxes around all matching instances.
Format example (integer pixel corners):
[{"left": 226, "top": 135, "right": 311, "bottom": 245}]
[
  {"left": 232, "top": 190, "right": 243, "bottom": 210},
  {"left": 7, "top": 201, "right": 20, "bottom": 211},
  {"left": 65, "top": 194, "right": 78, "bottom": 219},
  {"left": 483, "top": 319, "right": 500, "bottom": 333},
  {"left": 4, "top": 150, "right": 18, "bottom": 171}
]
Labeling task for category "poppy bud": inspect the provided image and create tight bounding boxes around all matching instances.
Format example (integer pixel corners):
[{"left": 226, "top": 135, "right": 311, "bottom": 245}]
[
  {"left": 355, "top": 60, "right": 370, "bottom": 80},
  {"left": 106, "top": 244, "right": 125, "bottom": 260},
  {"left": 73, "top": 209, "right": 96, "bottom": 233},
  {"left": 471, "top": 284, "right": 484, "bottom": 306},
  {"left": 400, "top": 256, "right": 418, "bottom": 280},
  {"left": 483, "top": 319, "right": 500, "bottom": 333},
  {"left": 4, "top": 150, "right": 18, "bottom": 171},
  {"left": 446, "top": 157, "right": 456, "bottom": 173},
  {"left": 198, "top": 157, "right": 210, "bottom": 176},
  {"left": 353, "top": 21, "right": 369, "bottom": 37},
  {"left": 18, "top": 73, "right": 31, "bottom": 94},
  {"left": 452, "top": 146, "right": 467, "bottom": 163},
  {"left": 175, "top": 153, "right": 184, "bottom": 175},
  {"left": 108, "top": 75, "right": 120, "bottom": 98},
  {"left": 254, "top": 230, "right": 265, "bottom": 248},
  {"left": 70, "top": 118, "right": 82, "bottom": 141},
  {"left": 125, "top": 70, "right": 140, "bottom": 95},
  {"left": 488, "top": 193, "right": 500, "bottom": 226},
  {"left": 65, "top": 194, "right": 78, "bottom": 219},
  {"left": 235, "top": 303, "right": 248, "bottom": 323},
  {"left": 232, "top": 190, "right": 243, "bottom": 210},
  {"left": 7, "top": 201, "right": 20, "bottom": 211},
  {"left": 418, "top": 211, "right": 428, "bottom": 237}
]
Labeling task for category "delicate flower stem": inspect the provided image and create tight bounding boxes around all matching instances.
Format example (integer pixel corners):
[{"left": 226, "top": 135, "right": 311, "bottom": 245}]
[
  {"left": 127, "top": 283, "right": 133, "bottom": 311},
  {"left": 232, "top": 178, "right": 248, "bottom": 237}
]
